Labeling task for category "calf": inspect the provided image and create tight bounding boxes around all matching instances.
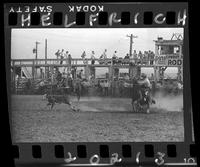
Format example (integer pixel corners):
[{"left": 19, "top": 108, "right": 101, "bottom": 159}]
[{"left": 45, "top": 94, "right": 78, "bottom": 111}]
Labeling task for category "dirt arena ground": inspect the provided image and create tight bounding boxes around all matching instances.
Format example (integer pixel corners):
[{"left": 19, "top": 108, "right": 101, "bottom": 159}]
[{"left": 10, "top": 95, "right": 184, "bottom": 142}]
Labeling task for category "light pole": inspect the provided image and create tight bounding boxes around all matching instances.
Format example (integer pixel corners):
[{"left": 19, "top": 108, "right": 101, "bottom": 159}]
[
  {"left": 33, "top": 41, "right": 40, "bottom": 78},
  {"left": 127, "top": 34, "right": 138, "bottom": 57}
]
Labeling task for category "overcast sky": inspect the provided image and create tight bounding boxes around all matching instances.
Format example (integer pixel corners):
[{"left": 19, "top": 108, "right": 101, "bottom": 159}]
[{"left": 11, "top": 28, "right": 183, "bottom": 60}]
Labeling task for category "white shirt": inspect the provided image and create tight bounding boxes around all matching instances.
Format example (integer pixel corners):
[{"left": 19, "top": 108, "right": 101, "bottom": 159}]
[
  {"left": 91, "top": 53, "right": 95, "bottom": 59},
  {"left": 138, "top": 78, "right": 151, "bottom": 88}
]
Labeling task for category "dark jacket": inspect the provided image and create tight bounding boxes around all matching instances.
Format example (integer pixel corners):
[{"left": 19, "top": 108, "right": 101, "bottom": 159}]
[{"left": 131, "top": 79, "right": 141, "bottom": 102}]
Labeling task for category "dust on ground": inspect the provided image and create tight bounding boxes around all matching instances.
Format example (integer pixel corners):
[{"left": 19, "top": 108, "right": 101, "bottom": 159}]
[{"left": 10, "top": 95, "right": 184, "bottom": 142}]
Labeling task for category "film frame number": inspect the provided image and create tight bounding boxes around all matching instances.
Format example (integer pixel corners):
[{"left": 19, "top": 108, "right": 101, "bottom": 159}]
[
  {"left": 90, "top": 153, "right": 122, "bottom": 165},
  {"left": 184, "top": 158, "right": 196, "bottom": 164},
  {"left": 155, "top": 152, "right": 165, "bottom": 166}
]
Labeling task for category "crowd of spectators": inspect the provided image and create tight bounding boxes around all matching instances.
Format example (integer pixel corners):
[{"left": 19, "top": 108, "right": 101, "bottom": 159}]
[{"left": 55, "top": 49, "right": 156, "bottom": 66}]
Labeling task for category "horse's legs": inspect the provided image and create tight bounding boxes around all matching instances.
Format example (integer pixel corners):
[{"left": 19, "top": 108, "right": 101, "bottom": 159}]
[
  {"left": 132, "top": 100, "right": 138, "bottom": 113},
  {"left": 77, "top": 92, "right": 80, "bottom": 101},
  {"left": 131, "top": 100, "right": 134, "bottom": 112},
  {"left": 51, "top": 102, "right": 55, "bottom": 110}
]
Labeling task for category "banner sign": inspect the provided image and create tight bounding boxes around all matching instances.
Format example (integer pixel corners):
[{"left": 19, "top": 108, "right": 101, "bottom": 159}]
[{"left": 156, "top": 54, "right": 183, "bottom": 66}]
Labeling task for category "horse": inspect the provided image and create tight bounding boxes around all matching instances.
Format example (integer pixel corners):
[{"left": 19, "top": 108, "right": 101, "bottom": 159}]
[
  {"left": 131, "top": 80, "right": 156, "bottom": 113},
  {"left": 73, "top": 78, "right": 82, "bottom": 102},
  {"left": 131, "top": 79, "right": 142, "bottom": 112}
]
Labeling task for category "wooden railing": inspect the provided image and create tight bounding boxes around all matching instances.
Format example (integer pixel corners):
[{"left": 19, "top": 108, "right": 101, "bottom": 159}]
[{"left": 11, "top": 55, "right": 183, "bottom": 67}]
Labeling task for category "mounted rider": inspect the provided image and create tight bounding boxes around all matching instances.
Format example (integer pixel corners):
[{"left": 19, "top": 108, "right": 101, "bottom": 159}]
[
  {"left": 138, "top": 73, "right": 151, "bottom": 90},
  {"left": 137, "top": 73, "right": 153, "bottom": 113}
]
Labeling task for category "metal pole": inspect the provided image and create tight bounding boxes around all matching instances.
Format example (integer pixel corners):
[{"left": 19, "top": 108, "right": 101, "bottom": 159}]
[
  {"left": 45, "top": 39, "right": 47, "bottom": 62},
  {"left": 45, "top": 39, "right": 48, "bottom": 79},
  {"left": 127, "top": 34, "right": 138, "bottom": 78},
  {"left": 127, "top": 34, "right": 138, "bottom": 57},
  {"left": 130, "top": 34, "right": 133, "bottom": 57},
  {"left": 35, "top": 41, "right": 38, "bottom": 78},
  {"left": 35, "top": 41, "right": 40, "bottom": 78}
]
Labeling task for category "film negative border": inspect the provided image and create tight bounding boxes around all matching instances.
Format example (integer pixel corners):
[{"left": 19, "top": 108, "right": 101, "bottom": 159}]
[
  {"left": 7, "top": 11, "right": 185, "bottom": 27},
  {"left": 4, "top": 3, "right": 188, "bottom": 28},
  {"left": 12, "top": 143, "right": 197, "bottom": 166},
  {"left": 4, "top": 2, "right": 196, "bottom": 167}
]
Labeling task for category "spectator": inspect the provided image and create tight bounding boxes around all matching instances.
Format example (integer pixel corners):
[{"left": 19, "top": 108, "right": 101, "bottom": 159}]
[
  {"left": 104, "top": 80, "right": 109, "bottom": 96},
  {"left": 99, "top": 49, "right": 106, "bottom": 63},
  {"left": 91, "top": 51, "right": 95, "bottom": 64},
  {"left": 124, "top": 53, "right": 130, "bottom": 65},
  {"left": 138, "top": 51, "right": 143, "bottom": 64},
  {"left": 150, "top": 51, "right": 155, "bottom": 65},
  {"left": 59, "top": 49, "right": 64, "bottom": 64},
  {"left": 68, "top": 54, "right": 72, "bottom": 66},
  {"left": 25, "top": 79, "right": 31, "bottom": 93},
  {"left": 60, "top": 49, "right": 64, "bottom": 57},
  {"left": 147, "top": 51, "right": 151, "bottom": 65},
  {"left": 119, "top": 80, "right": 124, "bottom": 97},
  {"left": 103, "top": 49, "right": 107, "bottom": 59},
  {"left": 130, "top": 53, "right": 135, "bottom": 66},
  {"left": 99, "top": 54, "right": 104, "bottom": 60},
  {"left": 77, "top": 69, "right": 83, "bottom": 79},
  {"left": 71, "top": 67, "right": 76, "bottom": 79},
  {"left": 143, "top": 51, "right": 148, "bottom": 65},
  {"left": 81, "top": 51, "right": 87, "bottom": 64},
  {"left": 65, "top": 51, "right": 69, "bottom": 64},
  {"left": 124, "top": 53, "right": 129, "bottom": 59},
  {"left": 133, "top": 50, "right": 137, "bottom": 59},
  {"left": 55, "top": 49, "right": 60, "bottom": 59},
  {"left": 56, "top": 70, "right": 62, "bottom": 82},
  {"left": 60, "top": 54, "right": 64, "bottom": 65},
  {"left": 112, "top": 51, "right": 117, "bottom": 65}
]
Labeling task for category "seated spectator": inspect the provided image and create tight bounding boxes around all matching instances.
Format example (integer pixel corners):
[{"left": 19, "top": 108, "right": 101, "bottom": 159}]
[
  {"left": 77, "top": 69, "right": 83, "bottom": 79},
  {"left": 124, "top": 54, "right": 130, "bottom": 59},
  {"left": 123, "top": 54, "right": 129, "bottom": 65}
]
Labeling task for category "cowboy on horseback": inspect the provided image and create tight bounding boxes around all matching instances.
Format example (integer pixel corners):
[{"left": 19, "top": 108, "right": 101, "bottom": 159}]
[{"left": 132, "top": 73, "right": 155, "bottom": 113}]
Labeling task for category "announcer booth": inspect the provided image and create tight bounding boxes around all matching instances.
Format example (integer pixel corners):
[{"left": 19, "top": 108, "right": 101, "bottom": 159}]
[{"left": 154, "top": 33, "right": 183, "bottom": 83}]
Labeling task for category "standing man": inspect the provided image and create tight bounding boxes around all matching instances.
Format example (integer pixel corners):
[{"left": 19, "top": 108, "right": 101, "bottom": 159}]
[
  {"left": 138, "top": 51, "right": 143, "bottom": 65},
  {"left": 55, "top": 49, "right": 60, "bottom": 59},
  {"left": 112, "top": 51, "right": 117, "bottom": 65},
  {"left": 60, "top": 54, "right": 64, "bottom": 65},
  {"left": 68, "top": 54, "right": 72, "bottom": 69},
  {"left": 103, "top": 49, "right": 107, "bottom": 59},
  {"left": 64, "top": 51, "right": 69, "bottom": 72},
  {"left": 59, "top": 49, "right": 64, "bottom": 64},
  {"left": 150, "top": 51, "right": 155, "bottom": 65},
  {"left": 65, "top": 51, "right": 69, "bottom": 64},
  {"left": 55, "top": 49, "right": 60, "bottom": 63},
  {"left": 104, "top": 80, "right": 109, "bottom": 96},
  {"left": 81, "top": 51, "right": 87, "bottom": 64},
  {"left": 119, "top": 80, "right": 124, "bottom": 97},
  {"left": 91, "top": 51, "right": 95, "bottom": 65}
]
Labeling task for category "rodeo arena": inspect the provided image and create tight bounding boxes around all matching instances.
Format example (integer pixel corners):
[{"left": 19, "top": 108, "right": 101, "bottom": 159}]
[{"left": 11, "top": 33, "right": 184, "bottom": 142}]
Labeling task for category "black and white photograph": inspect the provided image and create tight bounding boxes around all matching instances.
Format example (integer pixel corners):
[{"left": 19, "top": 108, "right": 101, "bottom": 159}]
[{"left": 10, "top": 28, "right": 184, "bottom": 142}]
